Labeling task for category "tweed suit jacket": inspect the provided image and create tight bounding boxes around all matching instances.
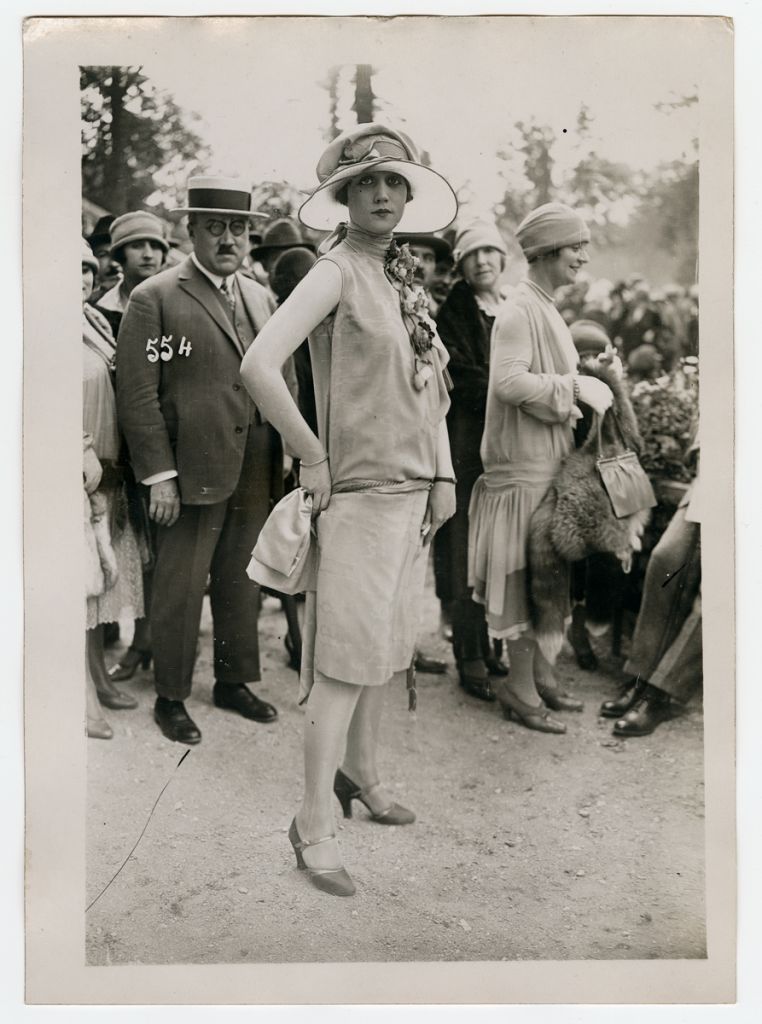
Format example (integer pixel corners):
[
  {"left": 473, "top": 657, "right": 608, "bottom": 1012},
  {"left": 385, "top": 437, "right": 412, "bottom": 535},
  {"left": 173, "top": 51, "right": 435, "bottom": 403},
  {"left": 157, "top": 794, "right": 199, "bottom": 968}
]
[{"left": 116, "top": 255, "right": 276, "bottom": 505}]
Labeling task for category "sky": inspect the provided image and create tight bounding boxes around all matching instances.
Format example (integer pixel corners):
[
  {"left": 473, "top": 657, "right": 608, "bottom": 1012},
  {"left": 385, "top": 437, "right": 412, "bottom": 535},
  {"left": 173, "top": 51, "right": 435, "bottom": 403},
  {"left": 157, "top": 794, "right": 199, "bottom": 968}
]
[{"left": 136, "top": 15, "right": 699, "bottom": 223}]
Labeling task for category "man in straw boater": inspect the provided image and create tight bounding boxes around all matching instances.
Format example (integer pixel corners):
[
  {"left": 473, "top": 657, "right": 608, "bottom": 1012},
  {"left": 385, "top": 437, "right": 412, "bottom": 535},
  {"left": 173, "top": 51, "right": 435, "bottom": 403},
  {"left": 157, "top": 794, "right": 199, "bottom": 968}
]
[{"left": 116, "top": 176, "right": 284, "bottom": 744}]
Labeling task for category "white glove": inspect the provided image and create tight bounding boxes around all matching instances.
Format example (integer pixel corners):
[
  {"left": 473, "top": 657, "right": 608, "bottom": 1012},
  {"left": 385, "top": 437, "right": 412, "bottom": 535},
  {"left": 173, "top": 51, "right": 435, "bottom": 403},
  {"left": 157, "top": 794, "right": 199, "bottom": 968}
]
[{"left": 576, "top": 375, "right": 614, "bottom": 416}]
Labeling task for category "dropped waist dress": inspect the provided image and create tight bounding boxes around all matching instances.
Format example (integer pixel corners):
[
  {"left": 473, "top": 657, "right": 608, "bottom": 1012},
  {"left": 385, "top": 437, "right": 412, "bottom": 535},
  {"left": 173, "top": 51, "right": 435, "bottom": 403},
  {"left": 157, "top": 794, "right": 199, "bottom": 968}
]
[{"left": 298, "top": 225, "right": 451, "bottom": 702}]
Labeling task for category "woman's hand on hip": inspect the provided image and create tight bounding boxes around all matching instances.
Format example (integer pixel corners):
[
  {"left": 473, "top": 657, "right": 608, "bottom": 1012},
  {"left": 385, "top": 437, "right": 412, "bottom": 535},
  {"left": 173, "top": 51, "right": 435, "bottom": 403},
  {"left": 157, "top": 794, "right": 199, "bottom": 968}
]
[
  {"left": 423, "top": 481, "right": 456, "bottom": 545},
  {"left": 576, "top": 375, "right": 614, "bottom": 416},
  {"left": 299, "top": 458, "right": 332, "bottom": 515}
]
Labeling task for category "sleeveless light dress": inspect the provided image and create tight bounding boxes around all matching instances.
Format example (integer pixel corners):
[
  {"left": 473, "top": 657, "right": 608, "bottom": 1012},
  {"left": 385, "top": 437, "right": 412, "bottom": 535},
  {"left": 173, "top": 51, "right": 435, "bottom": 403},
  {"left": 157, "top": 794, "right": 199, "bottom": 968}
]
[{"left": 297, "top": 226, "right": 451, "bottom": 701}]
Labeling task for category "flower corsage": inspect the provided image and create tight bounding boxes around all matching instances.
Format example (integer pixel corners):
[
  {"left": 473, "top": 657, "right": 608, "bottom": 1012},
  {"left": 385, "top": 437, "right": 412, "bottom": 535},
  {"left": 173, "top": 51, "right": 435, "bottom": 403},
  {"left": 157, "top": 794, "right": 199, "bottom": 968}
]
[{"left": 384, "top": 240, "right": 437, "bottom": 391}]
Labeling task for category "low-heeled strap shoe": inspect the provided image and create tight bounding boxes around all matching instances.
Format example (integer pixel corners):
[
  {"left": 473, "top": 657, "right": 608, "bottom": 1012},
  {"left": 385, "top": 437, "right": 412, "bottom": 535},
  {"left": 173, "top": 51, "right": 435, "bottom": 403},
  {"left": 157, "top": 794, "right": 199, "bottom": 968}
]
[
  {"left": 459, "top": 671, "right": 496, "bottom": 703},
  {"left": 414, "top": 652, "right": 447, "bottom": 674},
  {"left": 154, "top": 698, "right": 201, "bottom": 745},
  {"left": 500, "top": 690, "right": 567, "bottom": 734},
  {"left": 612, "top": 685, "right": 673, "bottom": 737},
  {"left": 537, "top": 682, "right": 584, "bottom": 713},
  {"left": 95, "top": 684, "right": 138, "bottom": 711},
  {"left": 212, "top": 683, "right": 278, "bottom": 723},
  {"left": 600, "top": 677, "right": 645, "bottom": 718}
]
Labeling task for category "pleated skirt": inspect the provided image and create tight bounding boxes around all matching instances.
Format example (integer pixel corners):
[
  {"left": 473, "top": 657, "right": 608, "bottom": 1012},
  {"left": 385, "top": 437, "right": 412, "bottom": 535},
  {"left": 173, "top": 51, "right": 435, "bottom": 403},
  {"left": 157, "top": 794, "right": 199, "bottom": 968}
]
[
  {"left": 298, "top": 489, "right": 430, "bottom": 702},
  {"left": 468, "top": 462, "right": 559, "bottom": 640}
]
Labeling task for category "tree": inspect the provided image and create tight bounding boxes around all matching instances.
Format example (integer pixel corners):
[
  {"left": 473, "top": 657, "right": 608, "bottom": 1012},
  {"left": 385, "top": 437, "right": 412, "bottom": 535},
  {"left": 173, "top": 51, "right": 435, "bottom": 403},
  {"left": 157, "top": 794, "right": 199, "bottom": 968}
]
[
  {"left": 81, "top": 66, "right": 210, "bottom": 215},
  {"left": 351, "top": 65, "right": 376, "bottom": 124}
]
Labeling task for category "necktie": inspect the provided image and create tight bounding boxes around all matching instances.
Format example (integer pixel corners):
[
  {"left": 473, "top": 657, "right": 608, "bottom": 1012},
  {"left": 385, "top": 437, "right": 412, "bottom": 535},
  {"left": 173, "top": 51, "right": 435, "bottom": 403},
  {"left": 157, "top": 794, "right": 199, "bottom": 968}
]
[{"left": 220, "top": 278, "right": 236, "bottom": 319}]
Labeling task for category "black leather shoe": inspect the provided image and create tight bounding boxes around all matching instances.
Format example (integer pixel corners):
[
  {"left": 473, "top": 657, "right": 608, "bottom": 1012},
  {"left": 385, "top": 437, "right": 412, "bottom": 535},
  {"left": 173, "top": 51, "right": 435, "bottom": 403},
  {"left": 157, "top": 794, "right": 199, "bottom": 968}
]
[
  {"left": 485, "top": 656, "right": 509, "bottom": 677},
  {"left": 612, "top": 686, "right": 673, "bottom": 737},
  {"left": 213, "top": 684, "right": 278, "bottom": 723},
  {"left": 600, "top": 677, "right": 645, "bottom": 718},
  {"left": 154, "top": 698, "right": 201, "bottom": 745},
  {"left": 414, "top": 652, "right": 447, "bottom": 674},
  {"left": 458, "top": 672, "right": 496, "bottom": 702}
]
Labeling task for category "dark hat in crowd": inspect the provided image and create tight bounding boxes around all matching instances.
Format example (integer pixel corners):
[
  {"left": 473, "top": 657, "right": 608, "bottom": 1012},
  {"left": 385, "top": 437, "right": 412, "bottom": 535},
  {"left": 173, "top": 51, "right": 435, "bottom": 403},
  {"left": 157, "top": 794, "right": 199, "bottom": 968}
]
[
  {"left": 569, "top": 319, "right": 611, "bottom": 356},
  {"left": 172, "top": 175, "right": 268, "bottom": 220},
  {"left": 251, "top": 218, "right": 315, "bottom": 262},
  {"left": 269, "top": 247, "right": 317, "bottom": 305},
  {"left": 627, "top": 343, "right": 662, "bottom": 375},
  {"left": 87, "top": 214, "right": 116, "bottom": 249},
  {"left": 109, "top": 211, "right": 169, "bottom": 255},
  {"left": 393, "top": 232, "right": 453, "bottom": 264}
]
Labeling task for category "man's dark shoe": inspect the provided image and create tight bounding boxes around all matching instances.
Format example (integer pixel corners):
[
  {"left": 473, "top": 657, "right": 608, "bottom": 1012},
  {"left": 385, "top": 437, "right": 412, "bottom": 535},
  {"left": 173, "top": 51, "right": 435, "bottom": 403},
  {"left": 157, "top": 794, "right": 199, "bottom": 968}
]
[
  {"left": 600, "top": 677, "right": 645, "bottom": 718},
  {"left": 458, "top": 669, "right": 496, "bottom": 703},
  {"left": 213, "top": 683, "right": 278, "bottom": 723},
  {"left": 154, "top": 698, "right": 202, "bottom": 745},
  {"left": 485, "top": 655, "right": 509, "bottom": 677},
  {"left": 414, "top": 652, "right": 447, "bottom": 674},
  {"left": 612, "top": 685, "right": 673, "bottom": 737}
]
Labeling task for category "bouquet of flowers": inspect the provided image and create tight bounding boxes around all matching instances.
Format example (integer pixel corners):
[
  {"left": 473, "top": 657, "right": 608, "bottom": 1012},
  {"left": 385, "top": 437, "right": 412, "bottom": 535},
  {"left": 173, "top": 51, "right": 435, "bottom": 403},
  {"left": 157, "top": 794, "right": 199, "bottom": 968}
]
[
  {"left": 628, "top": 357, "right": 699, "bottom": 483},
  {"left": 385, "top": 240, "right": 437, "bottom": 390}
]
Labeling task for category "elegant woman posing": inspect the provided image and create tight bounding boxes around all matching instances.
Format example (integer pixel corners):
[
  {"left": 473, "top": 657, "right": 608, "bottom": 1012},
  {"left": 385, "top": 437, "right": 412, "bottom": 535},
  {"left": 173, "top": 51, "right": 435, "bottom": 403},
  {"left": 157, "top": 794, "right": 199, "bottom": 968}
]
[
  {"left": 469, "top": 203, "right": 613, "bottom": 733},
  {"left": 241, "top": 124, "right": 458, "bottom": 897}
]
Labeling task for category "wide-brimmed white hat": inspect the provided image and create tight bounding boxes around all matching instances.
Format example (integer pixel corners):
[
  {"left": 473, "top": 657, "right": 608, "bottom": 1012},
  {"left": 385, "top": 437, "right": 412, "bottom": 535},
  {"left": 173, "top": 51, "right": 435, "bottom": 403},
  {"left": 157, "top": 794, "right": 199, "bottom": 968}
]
[
  {"left": 172, "top": 175, "right": 267, "bottom": 219},
  {"left": 298, "top": 123, "right": 457, "bottom": 234}
]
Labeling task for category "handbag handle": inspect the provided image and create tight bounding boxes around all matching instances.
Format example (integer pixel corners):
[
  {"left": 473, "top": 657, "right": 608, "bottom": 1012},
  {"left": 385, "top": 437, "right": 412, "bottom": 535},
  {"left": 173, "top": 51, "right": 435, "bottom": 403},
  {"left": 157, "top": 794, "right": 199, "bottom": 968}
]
[{"left": 594, "top": 408, "right": 629, "bottom": 460}]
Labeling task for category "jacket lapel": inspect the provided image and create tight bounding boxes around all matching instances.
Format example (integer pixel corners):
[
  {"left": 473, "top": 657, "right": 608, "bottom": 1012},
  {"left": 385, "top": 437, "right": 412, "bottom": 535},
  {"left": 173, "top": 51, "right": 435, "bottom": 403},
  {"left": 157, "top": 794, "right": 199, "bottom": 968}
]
[
  {"left": 237, "top": 278, "right": 273, "bottom": 347},
  {"left": 178, "top": 257, "right": 245, "bottom": 359}
]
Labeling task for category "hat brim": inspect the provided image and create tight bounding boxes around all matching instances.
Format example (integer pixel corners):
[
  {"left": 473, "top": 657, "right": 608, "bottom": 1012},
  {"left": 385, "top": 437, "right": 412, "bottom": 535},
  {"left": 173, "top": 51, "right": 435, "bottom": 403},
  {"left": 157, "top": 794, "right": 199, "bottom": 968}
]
[
  {"left": 251, "top": 242, "right": 316, "bottom": 260},
  {"left": 298, "top": 158, "right": 458, "bottom": 233},
  {"left": 393, "top": 234, "right": 453, "bottom": 263},
  {"left": 170, "top": 207, "right": 268, "bottom": 219},
  {"left": 110, "top": 233, "right": 169, "bottom": 256}
]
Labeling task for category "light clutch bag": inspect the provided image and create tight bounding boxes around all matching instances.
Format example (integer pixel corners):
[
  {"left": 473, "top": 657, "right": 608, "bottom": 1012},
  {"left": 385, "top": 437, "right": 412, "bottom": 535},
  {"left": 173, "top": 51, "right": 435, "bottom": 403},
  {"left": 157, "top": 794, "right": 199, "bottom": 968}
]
[
  {"left": 595, "top": 413, "right": 657, "bottom": 519},
  {"left": 247, "top": 488, "right": 317, "bottom": 594}
]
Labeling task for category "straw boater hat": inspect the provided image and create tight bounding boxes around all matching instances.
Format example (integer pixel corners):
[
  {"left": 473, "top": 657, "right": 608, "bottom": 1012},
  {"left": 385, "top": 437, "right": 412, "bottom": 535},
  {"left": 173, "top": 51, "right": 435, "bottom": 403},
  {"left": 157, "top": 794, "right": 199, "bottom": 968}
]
[
  {"left": 298, "top": 123, "right": 457, "bottom": 234},
  {"left": 172, "top": 175, "right": 268, "bottom": 219}
]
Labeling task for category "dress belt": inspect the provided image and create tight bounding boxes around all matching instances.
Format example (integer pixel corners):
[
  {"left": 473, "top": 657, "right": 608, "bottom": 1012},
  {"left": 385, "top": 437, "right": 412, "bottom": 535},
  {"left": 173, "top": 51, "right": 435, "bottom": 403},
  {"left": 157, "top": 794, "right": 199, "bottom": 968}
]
[{"left": 331, "top": 477, "right": 433, "bottom": 495}]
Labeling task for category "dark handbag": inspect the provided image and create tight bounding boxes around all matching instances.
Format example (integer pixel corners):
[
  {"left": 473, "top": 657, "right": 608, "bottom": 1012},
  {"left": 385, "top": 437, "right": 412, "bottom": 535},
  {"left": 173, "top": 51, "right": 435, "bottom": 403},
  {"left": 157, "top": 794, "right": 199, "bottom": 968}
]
[{"left": 595, "top": 412, "right": 656, "bottom": 519}]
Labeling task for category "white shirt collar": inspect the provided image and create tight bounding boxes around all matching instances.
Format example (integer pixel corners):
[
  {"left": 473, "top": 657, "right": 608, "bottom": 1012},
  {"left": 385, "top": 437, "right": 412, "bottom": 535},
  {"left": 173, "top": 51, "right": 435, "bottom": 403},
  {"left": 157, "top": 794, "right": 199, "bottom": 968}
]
[
  {"left": 191, "top": 251, "right": 236, "bottom": 292},
  {"left": 96, "top": 283, "right": 126, "bottom": 312}
]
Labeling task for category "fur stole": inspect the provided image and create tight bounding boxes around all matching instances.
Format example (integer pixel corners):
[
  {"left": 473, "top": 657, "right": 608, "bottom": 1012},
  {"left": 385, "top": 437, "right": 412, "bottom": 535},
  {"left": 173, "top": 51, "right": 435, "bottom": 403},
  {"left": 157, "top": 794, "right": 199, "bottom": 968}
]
[{"left": 528, "top": 362, "right": 651, "bottom": 663}]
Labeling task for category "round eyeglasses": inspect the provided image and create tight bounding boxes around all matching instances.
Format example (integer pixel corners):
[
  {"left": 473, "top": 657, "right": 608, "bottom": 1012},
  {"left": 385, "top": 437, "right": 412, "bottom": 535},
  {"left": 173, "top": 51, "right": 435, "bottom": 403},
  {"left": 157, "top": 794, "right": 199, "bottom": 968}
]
[{"left": 204, "top": 219, "right": 248, "bottom": 237}]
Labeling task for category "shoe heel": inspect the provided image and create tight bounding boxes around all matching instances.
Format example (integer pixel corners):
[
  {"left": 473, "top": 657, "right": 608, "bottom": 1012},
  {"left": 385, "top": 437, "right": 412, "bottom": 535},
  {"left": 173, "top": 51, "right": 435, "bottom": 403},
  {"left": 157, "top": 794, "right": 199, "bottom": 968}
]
[
  {"left": 288, "top": 819, "right": 306, "bottom": 870},
  {"left": 338, "top": 795, "right": 353, "bottom": 819},
  {"left": 333, "top": 769, "right": 357, "bottom": 818}
]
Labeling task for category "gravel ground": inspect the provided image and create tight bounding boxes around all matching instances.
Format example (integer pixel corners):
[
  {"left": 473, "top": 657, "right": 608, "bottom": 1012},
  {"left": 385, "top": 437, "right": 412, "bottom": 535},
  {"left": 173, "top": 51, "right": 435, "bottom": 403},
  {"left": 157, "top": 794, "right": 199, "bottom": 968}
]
[{"left": 86, "top": 577, "right": 705, "bottom": 965}]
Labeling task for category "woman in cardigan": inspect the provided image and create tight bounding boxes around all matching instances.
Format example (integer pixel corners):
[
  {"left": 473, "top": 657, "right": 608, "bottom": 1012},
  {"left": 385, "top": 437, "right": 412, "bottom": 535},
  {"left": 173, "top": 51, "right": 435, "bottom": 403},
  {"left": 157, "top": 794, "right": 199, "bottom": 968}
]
[
  {"left": 434, "top": 221, "right": 509, "bottom": 702},
  {"left": 241, "top": 124, "right": 457, "bottom": 897},
  {"left": 469, "top": 204, "right": 613, "bottom": 733}
]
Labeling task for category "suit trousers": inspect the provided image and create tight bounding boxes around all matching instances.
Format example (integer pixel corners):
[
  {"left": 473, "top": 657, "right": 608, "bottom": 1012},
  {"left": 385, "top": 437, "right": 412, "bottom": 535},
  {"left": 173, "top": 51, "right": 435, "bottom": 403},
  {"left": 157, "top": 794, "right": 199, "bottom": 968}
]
[
  {"left": 624, "top": 504, "right": 702, "bottom": 704},
  {"left": 151, "top": 424, "right": 278, "bottom": 701}
]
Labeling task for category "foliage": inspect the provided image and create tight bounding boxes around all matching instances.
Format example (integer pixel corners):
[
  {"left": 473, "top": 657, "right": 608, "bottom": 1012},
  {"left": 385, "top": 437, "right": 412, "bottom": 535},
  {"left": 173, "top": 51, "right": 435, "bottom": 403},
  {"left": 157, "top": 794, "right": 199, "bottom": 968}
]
[
  {"left": 81, "top": 66, "right": 210, "bottom": 216},
  {"left": 629, "top": 358, "right": 699, "bottom": 482}
]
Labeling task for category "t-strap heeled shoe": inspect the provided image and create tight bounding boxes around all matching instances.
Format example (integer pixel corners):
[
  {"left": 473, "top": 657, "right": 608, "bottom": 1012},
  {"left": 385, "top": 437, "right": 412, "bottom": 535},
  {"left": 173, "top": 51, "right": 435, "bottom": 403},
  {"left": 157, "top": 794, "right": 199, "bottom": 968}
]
[
  {"left": 334, "top": 768, "right": 416, "bottom": 825},
  {"left": 288, "top": 818, "right": 356, "bottom": 897}
]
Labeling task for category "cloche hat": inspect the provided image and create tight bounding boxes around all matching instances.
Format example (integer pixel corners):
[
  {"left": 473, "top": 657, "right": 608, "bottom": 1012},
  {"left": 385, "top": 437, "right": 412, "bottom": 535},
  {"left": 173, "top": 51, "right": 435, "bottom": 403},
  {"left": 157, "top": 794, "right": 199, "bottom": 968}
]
[
  {"left": 298, "top": 123, "right": 457, "bottom": 234},
  {"left": 82, "top": 240, "right": 99, "bottom": 273},
  {"left": 109, "top": 211, "right": 169, "bottom": 255},
  {"left": 452, "top": 221, "right": 508, "bottom": 267},
  {"left": 172, "top": 175, "right": 267, "bottom": 219}
]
